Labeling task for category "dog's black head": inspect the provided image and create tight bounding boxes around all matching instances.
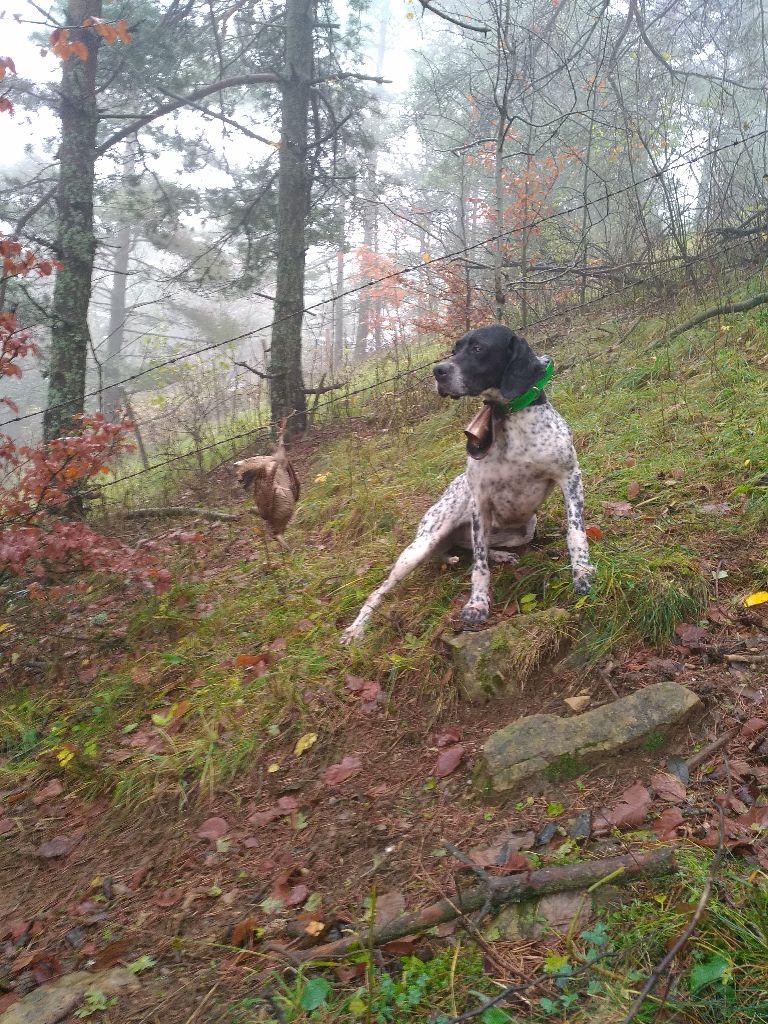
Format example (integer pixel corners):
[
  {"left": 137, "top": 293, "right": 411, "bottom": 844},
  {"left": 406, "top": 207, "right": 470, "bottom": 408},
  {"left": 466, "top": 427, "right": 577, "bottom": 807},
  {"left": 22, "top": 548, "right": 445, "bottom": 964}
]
[{"left": 433, "top": 323, "right": 547, "bottom": 404}]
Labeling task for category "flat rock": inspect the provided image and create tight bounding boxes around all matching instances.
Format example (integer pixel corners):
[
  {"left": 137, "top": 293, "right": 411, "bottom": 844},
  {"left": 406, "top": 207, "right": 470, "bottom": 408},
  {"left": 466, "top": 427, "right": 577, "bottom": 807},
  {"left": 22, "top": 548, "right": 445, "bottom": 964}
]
[
  {"left": 445, "top": 607, "right": 571, "bottom": 703},
  {"left": 489, "top": 891, "right": 592, "bottom": 940},
  {"left": 475, "top": 681, "right": 702, "bottom": 798},
  {"left": 0, "top": 968, "right": 139, "bottom": 1024}
]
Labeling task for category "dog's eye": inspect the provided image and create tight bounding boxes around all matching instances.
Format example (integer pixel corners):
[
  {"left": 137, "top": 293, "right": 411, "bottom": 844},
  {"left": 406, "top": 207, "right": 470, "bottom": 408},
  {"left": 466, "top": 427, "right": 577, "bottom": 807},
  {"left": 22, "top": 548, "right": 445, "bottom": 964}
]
[{"left": 470, "top": 344, "right": 482, "bottom": 354}]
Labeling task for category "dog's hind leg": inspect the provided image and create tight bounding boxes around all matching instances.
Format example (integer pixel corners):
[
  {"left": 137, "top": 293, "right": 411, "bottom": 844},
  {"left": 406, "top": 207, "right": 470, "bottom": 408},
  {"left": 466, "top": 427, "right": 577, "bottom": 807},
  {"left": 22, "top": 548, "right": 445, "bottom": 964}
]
[{"left": 340, "top": 477, "right": 469, "bottom": 643}]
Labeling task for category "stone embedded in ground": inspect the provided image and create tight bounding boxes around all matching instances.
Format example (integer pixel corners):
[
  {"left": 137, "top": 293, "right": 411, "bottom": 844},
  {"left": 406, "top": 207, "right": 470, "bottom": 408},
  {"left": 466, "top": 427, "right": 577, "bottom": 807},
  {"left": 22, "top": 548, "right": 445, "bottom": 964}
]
[
  {"left": 475, "top": 681, "right": 702, "bottom": 798},
  {"left": 0, "top": 968, "right": 139, "bottom": 1024},
  {"left": 489, "top": 890, "right": 592, "bottom": 941},
  {"left": 444, "top": 607, "right": 572, "bottom": 703}
]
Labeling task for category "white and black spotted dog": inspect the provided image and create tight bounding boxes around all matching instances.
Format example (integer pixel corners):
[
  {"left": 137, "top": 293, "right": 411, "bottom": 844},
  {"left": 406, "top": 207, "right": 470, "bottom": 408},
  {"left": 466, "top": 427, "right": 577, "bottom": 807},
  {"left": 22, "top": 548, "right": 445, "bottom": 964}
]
[{"left": 341, "top": 323, "right": 595, "bottom": 643}]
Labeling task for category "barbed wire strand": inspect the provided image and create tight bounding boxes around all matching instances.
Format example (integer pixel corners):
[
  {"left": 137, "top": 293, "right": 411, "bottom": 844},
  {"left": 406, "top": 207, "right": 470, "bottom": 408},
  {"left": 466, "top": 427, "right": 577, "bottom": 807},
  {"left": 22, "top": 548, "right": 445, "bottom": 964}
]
[
  {"left": 93, "top": 229, "right": 759, "bottom": 491},
  {"left": 2, "top": 126, "right": 765, "bottom": 431}
]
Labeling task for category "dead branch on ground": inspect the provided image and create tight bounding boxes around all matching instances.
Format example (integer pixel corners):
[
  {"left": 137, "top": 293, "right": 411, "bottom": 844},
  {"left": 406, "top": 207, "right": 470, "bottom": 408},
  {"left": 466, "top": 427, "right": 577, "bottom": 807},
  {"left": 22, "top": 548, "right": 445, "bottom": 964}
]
[
  {"left": 649, "top": 291, "right": 768, "bottom": 348},
  {"left": 273, "top": 848, "right": 675, "bottom": 964}
]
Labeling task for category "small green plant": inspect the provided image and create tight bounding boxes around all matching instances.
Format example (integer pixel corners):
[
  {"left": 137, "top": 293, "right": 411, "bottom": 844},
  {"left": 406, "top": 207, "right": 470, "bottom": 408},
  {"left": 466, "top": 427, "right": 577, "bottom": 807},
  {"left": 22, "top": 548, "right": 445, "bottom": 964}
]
[{"left": 74, "top": 990, "right": 118, "bottom": 1018}]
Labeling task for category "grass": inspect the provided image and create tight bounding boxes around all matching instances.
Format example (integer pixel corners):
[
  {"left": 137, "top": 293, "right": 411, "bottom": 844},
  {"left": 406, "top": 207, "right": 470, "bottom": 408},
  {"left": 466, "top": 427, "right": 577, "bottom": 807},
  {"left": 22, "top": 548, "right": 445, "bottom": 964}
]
[
  {"left": 221, "top": 850, "right": 768, "bottom": 1024},
  {"left": 3, "top": 282, "right": 768, "bottom": 800},
  {"left": 2, "top": 276, "right": 768, "bottom": 1024}
]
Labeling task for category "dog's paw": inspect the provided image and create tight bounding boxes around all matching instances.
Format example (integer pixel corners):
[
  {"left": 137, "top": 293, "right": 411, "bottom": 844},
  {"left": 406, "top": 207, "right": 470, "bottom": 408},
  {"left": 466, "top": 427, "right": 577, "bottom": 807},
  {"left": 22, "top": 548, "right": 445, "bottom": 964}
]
[
  {"left": 489, "top": 549, "right": 519, "bottom": 566},
  {"left": 340, "top": 624, "right": 362, "bottom": 646},
  {"left": 572, "top": 564, "right": 596, "bottom": 595},
  {"left": 460, "top": 598, "right": 490, "bottom": 626}
]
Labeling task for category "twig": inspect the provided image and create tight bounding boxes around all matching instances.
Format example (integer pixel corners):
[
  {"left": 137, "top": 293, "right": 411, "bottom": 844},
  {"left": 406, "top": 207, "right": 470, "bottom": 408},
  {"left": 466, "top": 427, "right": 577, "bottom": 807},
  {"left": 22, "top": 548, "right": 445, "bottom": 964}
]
[
  {"left": 620, "top": 811, "right": 726, "bottom": 1023},
  {"left": 685, "top": 725, "right": 740, "bottom": 771},
  {"left": 184, "top": 982, "right": 220, "bottom": 1024},
  {"left": 434, "top": 956, "right": 606, "bottom": 1024}
]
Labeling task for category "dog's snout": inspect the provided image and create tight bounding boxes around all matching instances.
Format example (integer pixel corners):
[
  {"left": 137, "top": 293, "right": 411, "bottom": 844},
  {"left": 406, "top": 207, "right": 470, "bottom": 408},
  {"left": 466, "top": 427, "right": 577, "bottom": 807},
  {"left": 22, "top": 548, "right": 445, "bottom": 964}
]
[{"left": 433, "top": 362, "right": 450, "bottom": 379}]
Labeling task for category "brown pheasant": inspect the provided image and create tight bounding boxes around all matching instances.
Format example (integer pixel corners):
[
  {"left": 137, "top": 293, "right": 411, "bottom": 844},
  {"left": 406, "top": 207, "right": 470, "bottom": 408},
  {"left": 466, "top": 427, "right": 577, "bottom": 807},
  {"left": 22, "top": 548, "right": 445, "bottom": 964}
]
[{"left": 234, "top": 429, "right": 300, "bottom": 543}]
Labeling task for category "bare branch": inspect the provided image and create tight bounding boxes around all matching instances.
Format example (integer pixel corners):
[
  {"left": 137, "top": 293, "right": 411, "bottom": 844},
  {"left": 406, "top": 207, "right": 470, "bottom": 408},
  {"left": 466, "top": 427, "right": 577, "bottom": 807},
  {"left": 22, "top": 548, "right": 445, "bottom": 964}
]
[
  {"left": 417, "top": 0, "right": 489, "bottom": 34},
  {"left": 96, "top": 72, "right": 283, "bottom": 156}
]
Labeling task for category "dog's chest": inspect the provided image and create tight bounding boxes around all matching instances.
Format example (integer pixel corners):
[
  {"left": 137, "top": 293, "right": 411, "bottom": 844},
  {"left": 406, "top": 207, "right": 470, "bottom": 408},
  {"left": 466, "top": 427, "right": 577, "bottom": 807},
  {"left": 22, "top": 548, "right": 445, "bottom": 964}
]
[{"left": 465, "top": 406, "right": 573, "bottom": 518}]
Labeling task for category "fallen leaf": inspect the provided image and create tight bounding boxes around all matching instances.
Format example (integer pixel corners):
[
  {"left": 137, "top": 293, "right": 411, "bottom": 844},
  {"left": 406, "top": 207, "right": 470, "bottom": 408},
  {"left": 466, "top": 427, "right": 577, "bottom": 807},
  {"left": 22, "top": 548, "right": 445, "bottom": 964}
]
[
  {"left": 2, "top": 920, "right": 29, "bottom": 943},
  {"left": 435, "top": 727, "right": 462, "bottom": 747},
  {"left": 304, "top": 919, "right": 325, "bottom": 937},
  {"left": 651, "top": 773, "right": 687, "bottom": 803},
  {"left": 35, "top": 832, "right": 83, "bottom": 859},
  {"left": 564, "top": 695, "right": 590, "bottom": 712},
  {"left": 0, "top": 995, "right": 18, "bottom": 1013},
  {"left": 740, "top": 718, "right": 767, "bottom": 740},
  {"left": 381, "top": 936, "right": 419, "bottom": 955},
  {"left": 345, "top": 674, "right": 382, "bottom": 701},
  {"left": 234, "top": 653, "right": 272, "bottom": 672},
  {"left": 196, "top": 817, "right": 229, "bottom": 841},
  {"left": 277, "top": 795, "right": 299, "bottom": 812},
  {"left": 435, "top": 744, "right": 465, "bottom": 778},
  {"left": 32, "top": 779, "right": 64, "bottom": 806},
  {"left": 743, "top": 591, "right": 768, "bottom": 607},
  {"left": 627, "top": 481, "right": 641, "bottom": 500},
  {"left": 0, "top": 818, "right": 15, "bottom": 837},
  {"left": 595, "top": 781, "right": 652, "bottom": 831},
  {"left": 706, "top": 604, "right": 734, "bottom": 625},
  {"left": 154, "top": 888, "right": 183, "bottom": 908},
  {"left": 699, "top": 503, "right": 732, "bottom": 516},
  {"left": 375, "top": 891, "right": 405, "bottom": 928},
  {"left": 490, "top": 850, "right": 531, "bottom": 875},
  {"left": 601, "top": 500, "right": 634, "bottom": 517},
  {"left": 249, "top": 808, "right": 282, "bottom": 827},
  {"left": 322, "top": 755, "right": 362, "bottom": 786},
  {"left": 674, "top": 622, "right": 708, "bottom": 645},
  {"left": 585, "top": 525, "right": 603, "bottom": 541},
  {"left": 91, "top": 938, "right": 132, "bottom": 970},
  {"left": 230, "top": 916, "right": 258, "bottom": 947},
  {"left": 469, "top": 831, "right": 535, "bottom": 867},
  {"left": 286, "top": 883, "right": 309, "bottom": 907},
  {"left": 294, "top": 732, "right": 318, "bottom": 756},
  {"left": 624, "top": 455, "right": 636, "bottom": 467}
]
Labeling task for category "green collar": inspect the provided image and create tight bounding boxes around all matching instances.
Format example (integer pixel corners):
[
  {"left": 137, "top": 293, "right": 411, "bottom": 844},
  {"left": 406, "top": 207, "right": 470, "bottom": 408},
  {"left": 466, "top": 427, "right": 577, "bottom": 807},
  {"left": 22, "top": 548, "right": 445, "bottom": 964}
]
[{"left": 503, "top": 359, "right": 554, "bottom": 413}]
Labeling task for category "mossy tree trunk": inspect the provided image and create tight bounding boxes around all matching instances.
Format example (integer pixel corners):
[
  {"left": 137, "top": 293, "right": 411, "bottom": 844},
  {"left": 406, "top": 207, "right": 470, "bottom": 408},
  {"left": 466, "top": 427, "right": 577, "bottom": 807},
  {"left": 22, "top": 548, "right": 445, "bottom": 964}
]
[
  {"left": 43, "top": 0, "right": 102, "bottom": 441},
  {"left": 269, "top": 0, "right": 314, "bottom": 438}
]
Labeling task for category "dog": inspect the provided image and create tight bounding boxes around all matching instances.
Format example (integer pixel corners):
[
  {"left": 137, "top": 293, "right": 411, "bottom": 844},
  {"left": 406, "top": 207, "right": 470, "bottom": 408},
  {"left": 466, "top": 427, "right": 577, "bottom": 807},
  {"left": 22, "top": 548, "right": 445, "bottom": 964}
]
[{"left": 340, "top": 323, "right": 594, "bottom": 643}]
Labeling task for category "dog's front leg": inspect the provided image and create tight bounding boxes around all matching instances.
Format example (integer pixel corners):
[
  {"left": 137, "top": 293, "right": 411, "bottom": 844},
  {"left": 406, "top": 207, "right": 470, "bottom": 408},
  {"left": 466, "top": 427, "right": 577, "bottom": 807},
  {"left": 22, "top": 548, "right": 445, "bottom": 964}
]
[
  {"left": 560, "top": 465, "right": 595, "bottom": 595},
  {"left": 461, "top": 503, "right": 492, "bottom": 625}
]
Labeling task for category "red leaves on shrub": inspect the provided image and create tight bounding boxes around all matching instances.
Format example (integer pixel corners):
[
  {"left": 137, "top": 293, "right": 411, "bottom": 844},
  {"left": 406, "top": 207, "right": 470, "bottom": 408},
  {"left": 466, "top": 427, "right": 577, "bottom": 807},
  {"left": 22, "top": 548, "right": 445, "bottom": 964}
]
[{"left": 0, "top": 311, "right": 169, "bottom": 593}]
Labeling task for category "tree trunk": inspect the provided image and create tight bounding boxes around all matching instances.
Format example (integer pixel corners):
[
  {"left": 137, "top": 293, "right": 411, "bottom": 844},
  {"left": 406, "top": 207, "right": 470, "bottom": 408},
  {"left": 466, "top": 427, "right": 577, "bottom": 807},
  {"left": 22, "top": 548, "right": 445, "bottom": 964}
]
[
  {"left": 43, "top": 0, "right": 102, "bottom": 441},
  {"left": 333, "top": 237, "right": 345, "bottom": 372},
  {"left": 103, "top": 142, "right": 135, "bottom": 421},
  {"left": 269, "top": 0, "right": 314, "bottom": 438}
]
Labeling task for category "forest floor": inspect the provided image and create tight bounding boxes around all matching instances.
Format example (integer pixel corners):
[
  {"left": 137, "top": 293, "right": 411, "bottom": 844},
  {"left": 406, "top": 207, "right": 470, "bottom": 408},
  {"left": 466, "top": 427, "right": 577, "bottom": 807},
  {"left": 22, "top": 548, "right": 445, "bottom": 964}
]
[{"left": 1, "top": 288, "right": 768, "bottom": 1024}]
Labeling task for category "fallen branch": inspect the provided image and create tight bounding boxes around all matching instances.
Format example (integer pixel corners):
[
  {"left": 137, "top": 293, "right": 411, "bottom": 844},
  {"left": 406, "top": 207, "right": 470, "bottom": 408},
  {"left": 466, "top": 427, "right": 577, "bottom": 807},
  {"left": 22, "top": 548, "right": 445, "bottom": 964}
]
[
  {"left": 278, "top": 848, "right": 675, "bottom": 963},
  {"left": 685, "top": 725, "right": 741, "bottom": 772},
  {"left": 648, "top": 291, "right": 768, "bottom": 349},
  {"left": 124, "top": 506, "right": 242, "bottom": 522}
]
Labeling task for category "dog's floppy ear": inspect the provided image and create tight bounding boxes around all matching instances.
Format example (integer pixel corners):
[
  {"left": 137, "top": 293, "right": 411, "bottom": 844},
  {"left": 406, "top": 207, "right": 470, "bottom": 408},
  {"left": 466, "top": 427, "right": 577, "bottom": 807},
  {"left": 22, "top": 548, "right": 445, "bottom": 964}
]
[{"left": 499, "top": 332, "right": 547, "bottom": 402}]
